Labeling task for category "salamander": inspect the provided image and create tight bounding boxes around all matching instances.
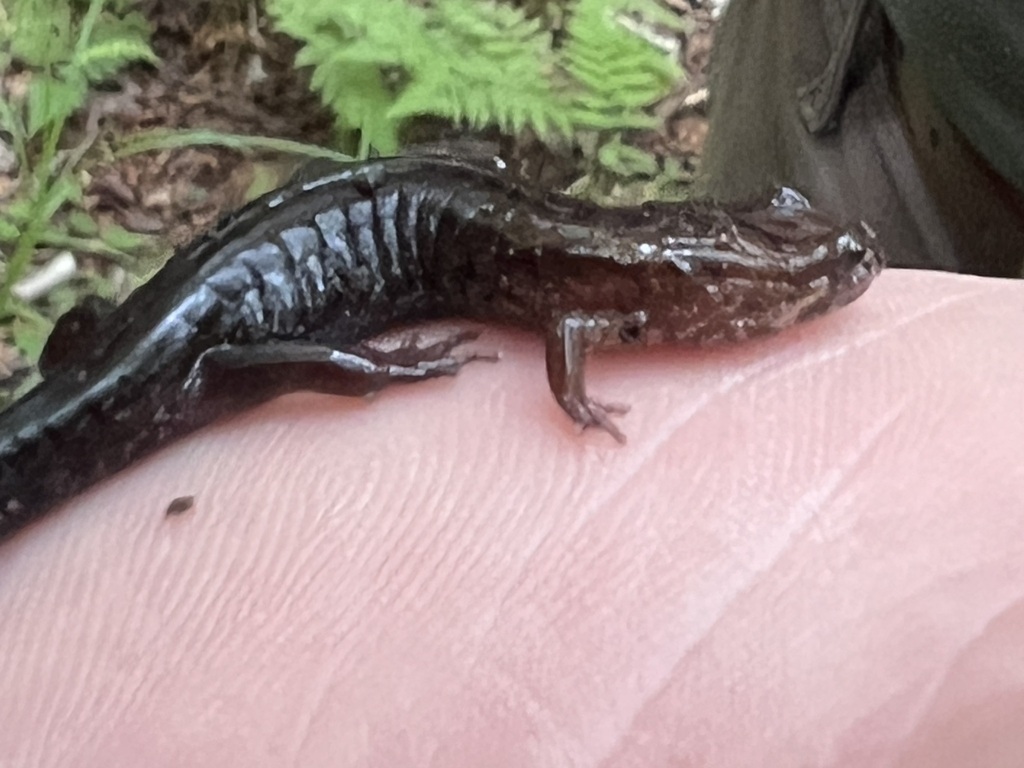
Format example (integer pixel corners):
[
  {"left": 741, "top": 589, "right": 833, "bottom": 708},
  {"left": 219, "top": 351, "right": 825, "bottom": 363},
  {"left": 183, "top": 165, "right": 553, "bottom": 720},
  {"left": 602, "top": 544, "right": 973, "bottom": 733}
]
[{"left": 0, "top": 154, "right": 883, "bottom": 540}]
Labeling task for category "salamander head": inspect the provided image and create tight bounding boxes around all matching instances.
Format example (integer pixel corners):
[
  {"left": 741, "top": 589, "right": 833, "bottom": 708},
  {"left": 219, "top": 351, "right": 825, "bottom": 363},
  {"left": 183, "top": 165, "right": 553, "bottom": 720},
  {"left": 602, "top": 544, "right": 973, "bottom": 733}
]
[{"left": 634, "top": 188, "right": 886, "bottom": 345}]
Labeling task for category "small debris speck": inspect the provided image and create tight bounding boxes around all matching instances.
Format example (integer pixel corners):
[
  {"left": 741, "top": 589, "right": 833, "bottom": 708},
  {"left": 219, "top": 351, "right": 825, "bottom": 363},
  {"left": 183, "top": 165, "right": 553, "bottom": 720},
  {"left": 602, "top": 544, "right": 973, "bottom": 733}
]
[{"left": 165, "top": 495, "right": 195, "bottom": 517}]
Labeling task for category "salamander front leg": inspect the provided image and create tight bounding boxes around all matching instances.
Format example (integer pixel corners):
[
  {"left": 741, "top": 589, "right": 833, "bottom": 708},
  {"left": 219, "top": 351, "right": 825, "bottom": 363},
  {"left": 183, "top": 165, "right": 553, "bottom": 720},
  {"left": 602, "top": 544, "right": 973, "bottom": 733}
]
[
  {"left": 545, "top": 311, "right": 649, "bottom": 443},
  {"left": 183, "top": 335, "right": 487, "bottom": 407}
]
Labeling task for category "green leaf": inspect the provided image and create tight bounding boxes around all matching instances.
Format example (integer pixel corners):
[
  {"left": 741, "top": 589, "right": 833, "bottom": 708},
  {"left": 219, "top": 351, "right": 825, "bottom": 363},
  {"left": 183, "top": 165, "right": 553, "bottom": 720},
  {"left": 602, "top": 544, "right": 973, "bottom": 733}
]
[
  {"left": 0, "top": 217, "right": 21, "bottom": 241},
  {"left": 245, "top": 163, "right": 286, "bottom": 201},
  {"left": 66, "top": 209, "right": 100, "bottom": 237},
  {"left": 88, "top": 7, "right": 153, "bottom": 47},
  {"left": 11, "top": 312, "right": 52, "bottom": 363},
  {"left": 26, "top": 74, "right": 87, "bottom": 137},
  {"left": 8, "top": 0, "right": 73, "bottom": 67},
  {"left": 4, "top": 197, "right": 35, "bottom": 226},
  {"left": 98, "top": 222, "right": 149, "bottom": 253},
  {"left": 41, "top": 174, "right": 83, "bottom": 219},
  {"left": 597, "top": 135, "right": 659, "bottom": 177},
  {"left": 0, "top": 97, "right": 21, "bottom": 138},
  {"left": 115, "top": 127, "right": 354, "bottom": 162}
]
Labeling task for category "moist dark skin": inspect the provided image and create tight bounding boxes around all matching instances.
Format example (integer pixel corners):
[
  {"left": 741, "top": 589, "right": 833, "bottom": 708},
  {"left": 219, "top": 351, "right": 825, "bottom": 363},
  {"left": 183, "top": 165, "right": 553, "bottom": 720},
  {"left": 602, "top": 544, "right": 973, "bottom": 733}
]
[{"left": 0, "top": 155, "right": 884, "bottom": 541}]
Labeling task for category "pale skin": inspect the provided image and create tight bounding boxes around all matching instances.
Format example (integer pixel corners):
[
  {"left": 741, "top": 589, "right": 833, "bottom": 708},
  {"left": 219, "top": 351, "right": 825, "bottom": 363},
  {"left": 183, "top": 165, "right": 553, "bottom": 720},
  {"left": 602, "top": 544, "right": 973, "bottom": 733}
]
[{"left": 2, "top": 270, "right": 1023, "bottom": 767}]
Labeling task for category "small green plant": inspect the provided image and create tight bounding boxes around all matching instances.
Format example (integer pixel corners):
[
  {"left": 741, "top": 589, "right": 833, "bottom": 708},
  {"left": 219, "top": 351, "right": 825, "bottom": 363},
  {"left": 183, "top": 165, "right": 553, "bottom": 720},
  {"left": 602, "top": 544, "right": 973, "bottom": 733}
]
[
  {"left": 0, "top": 0, "right": 157, "bottom": 334},
  {"left": 266, "top": 0, "right": 685, "bottom": 169}
]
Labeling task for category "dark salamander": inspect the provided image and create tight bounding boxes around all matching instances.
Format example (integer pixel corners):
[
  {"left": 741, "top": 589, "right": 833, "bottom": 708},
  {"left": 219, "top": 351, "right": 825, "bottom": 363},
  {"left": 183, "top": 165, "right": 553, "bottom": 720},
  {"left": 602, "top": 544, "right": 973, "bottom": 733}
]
[{"left": 0, "top": 154, "right": 883, "bottom": 540}]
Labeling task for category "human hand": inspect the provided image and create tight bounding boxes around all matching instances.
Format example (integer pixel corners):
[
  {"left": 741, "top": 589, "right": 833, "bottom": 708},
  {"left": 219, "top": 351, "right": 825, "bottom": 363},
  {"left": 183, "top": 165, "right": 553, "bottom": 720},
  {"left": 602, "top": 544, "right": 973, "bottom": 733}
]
[{"left": 2, "top": 270, "right": 1023, "bottom": 767}]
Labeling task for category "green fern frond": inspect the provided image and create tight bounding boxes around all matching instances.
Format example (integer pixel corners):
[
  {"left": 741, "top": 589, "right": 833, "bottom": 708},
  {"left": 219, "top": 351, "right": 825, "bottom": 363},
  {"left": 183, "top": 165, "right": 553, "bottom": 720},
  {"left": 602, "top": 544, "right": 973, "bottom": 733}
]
[
  {"left": 387, "top": 0, "right": 568, "bottom": 137},
  {"left": 561, "top": 0, "right": 680, "bottom": 131},
  {"left": 74, "top": 37, "right": 158, "bottom": 81},
  {"left": 274, "top": 0, "right": 425, "bottom": 154},
  {"left": 75, "top": 6, "right": 156, "bottom": 80},
  {"left": 267, "top": 0, "right": 683, "bottom": 163}
]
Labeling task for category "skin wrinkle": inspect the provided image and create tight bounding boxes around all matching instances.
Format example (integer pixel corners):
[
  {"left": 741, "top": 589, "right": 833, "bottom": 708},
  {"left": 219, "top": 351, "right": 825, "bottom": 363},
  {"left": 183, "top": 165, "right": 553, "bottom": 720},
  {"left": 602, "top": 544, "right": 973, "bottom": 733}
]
[
  {"left": 75, "top": 604, "right": 130, "bottom": 729},
  {"left": 880, "top": 596, "right": 1024, "bottom": 768},
  {"left": 422, "top": 439, "right": 501, "bottom": 601},
  {"left": 822, "top": 542, "right": 1024, "bottom": 763},
  {"left": 826, "top": 683, "right": 927, "bottom": 768},
  {"left": 538, "top": 343, "right": 775, "bottom": 538},
  {"left": 279, "top": 533, "right": 358, "bottom": 631},
  {"left": 461, "top": 452, "right": 648, "bottom": 762},
  {"left": 793, "top": 397, "right": 907, "bottom": 546},
  {"left": 481, "top": 663, "right": 574, "bottom": 760},
  {"left": 215, "top": 492, "right": 287, "bottom": 609},
  {"left": 206, "top": 493, "right": 305, "bottom": 640},
  {"left": 286, "top": 631, "right": 361, "bottom": 764},
  {"left": 445, "top": 527, "right": 519, "bottom": 636},
  {"left": 388, "top": 440, "right": 496, "bottom": 624},
  {"left": 157, "top": 508, "right": 231, "bottom": 634},
  {"left": 623, "top": 329, "right": 827, "bottom": 462},
  {"left": 460, "top": 505, "right": 544, "bottom": 618},
  {"left": 68, "top": 612, "right": 143, "bottom": 763},
  {"left": 487, "top": 468, "right": 577, "bottom": 629},
  {"left": 336, "top": 441, "right": 393, "bottom": 556},
  {"left": 508, "top": 459, "right": 640, "bottom": 606},
  {"left": 37, "top": 564, "right": 121, "bottom": 752},
  {"left": 176, "top": 578, "right": 236, "bottom": 673},
  {"left": 593, "top": 401, "right": 905, "bottom": 768},
  {"left": 857, "top": 283, "right": 990, "bottom": 337},
  {"left": 29, "top": 651, "right": 68, "bottom": 764},
  {"left": 540, "top": 446, "right": 699, "bottom": 620},
  {"left": 366, "top": 443, "right": 436, "bottom": 609},
  {"left": 513, "top": 501, "right": 632, "bottom": 639},
  {"left": 256, "top": 508, "right": 326, "bottom": 619},
  {"left": 232, "top": 538, "right": 307, "bottom": 639},
  {"left": 458, "top": 345, "right": 632, "bottom": 602},
  {"left": 90, "top": 670, "right": 145, "bottom": 759},
  {"left": 176, "top": 517, "right": 251, "bottom": 644}
]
